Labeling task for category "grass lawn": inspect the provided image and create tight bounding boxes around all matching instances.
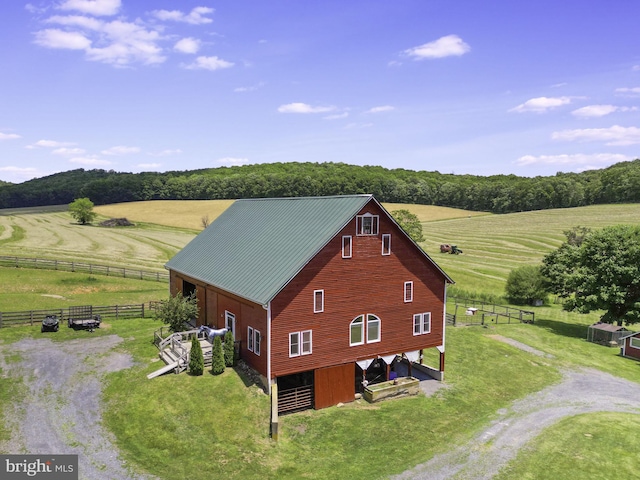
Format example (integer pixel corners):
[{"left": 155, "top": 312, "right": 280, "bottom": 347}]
[
  {"left": 0, "top": 267, "right": 167, "bottom": 312},
  {"left": 495, "top": 413, "right": 640, "bottom": 480}
]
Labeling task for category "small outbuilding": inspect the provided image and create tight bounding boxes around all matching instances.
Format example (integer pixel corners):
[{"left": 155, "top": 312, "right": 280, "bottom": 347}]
[
  {"left": 586, "top": 322, "right": 629, "bottom": 347},
  {"left": 620, "top": 332, "right": 640, "bottom": 360}
]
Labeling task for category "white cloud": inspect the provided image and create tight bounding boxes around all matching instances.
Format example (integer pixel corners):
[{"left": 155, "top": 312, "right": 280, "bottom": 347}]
[
  {"left": 101, "top": 145, "right": 141, "bottom": 155},
  {"left": 0, "top": 132, "right": 21, "bottom": 141},
  {"left": 58, "top": 0, "right": 121, "bottom": 16},
  {"left": 234, "top": 82, "right": 265, "bottom": 93},
  {"left": 69, "top": 156, "right": 112, "bottom": 165},
  {"left": 615, "top": 87, "right": 640, "bottom": 97},
  {"left": 174, "top": 37, "right": 201, "bottom": 54},
  {"left": 324, "top": 112, "right": 349, "bottom": 120},
  {"left": 552, "top": 125, "right": 640, "bottom": 146},
  {"left": 217, "top": 157, "right": 249, "bottom": 166},
  {"left": 52, "top": 147, "right": 86, "bottom": 155},
  {"left": 404, "top": 35, "right": 470, "bottom": 60},
  {"left": 366, "top": 105, "right": 395, "bottom": 114},
  {"left": 149, "top": 149, "right": 182, "bottom": 157},
  {"left": 0, "top": 166, "right": 41, "bottom": 182},
  {"left": 31, "top": 139, "right": 76, "bottom": 148},
  {"left": 510, "top": 96, "right": 572, "bottom": 113},
  {"left": 35, "top": 15, "right": 167, "bottom": 66},
  {"left": 151, "top": 6, "right": 214, "bottom": 25},
  {"left": 183, "top": 56, "right": 234, "bottom": 71},
  {"left": 571, "top": 105, "right": 637, "bottom": 118},
  {"left": 34, "top": 28, "right": 92, "bottom": 49},
  {"left": 515, "top": 153, "right": 632, "bottom": 167},
  {"left": 278, "top": 103, "right": 336, "bottom": 114},
  {"left": 633, "top": 65, "right": 640, "bottom": 71}
]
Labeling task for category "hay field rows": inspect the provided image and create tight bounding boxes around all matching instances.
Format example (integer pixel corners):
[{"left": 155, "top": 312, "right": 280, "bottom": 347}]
[{"left": 2, "top": 201, "right": 639, "bottom": 297}]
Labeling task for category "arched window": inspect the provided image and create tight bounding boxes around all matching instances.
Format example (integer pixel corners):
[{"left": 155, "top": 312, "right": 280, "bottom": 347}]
[
  {"left": 367, "top": 314, "right": 381, "bottom": 343},
  {"left": 350, "top": 315, "right": 364, "bottom": 346}
]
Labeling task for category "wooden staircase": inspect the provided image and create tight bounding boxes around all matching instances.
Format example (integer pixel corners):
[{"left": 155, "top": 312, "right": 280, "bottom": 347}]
[{"left": 148, "top": 328, "right": 212, "bottom": 379}]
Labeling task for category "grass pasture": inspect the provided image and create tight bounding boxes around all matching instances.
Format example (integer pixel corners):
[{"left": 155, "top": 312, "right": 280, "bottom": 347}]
[{"left": 2, "top": 201, "right": 640, "bottom": 478}]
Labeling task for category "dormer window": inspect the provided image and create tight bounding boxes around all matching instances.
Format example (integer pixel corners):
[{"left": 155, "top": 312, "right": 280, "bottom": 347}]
[{"left": 356, "top": 213, "right": 379, "bottom": 236}]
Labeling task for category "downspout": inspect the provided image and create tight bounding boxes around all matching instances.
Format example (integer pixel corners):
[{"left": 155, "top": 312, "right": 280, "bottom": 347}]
[
  {"left": 437, "top": 281, "right": 447, "bottom": 380},
  {"left": 266, "top": 301, "right": 272, "bottom": 395}
]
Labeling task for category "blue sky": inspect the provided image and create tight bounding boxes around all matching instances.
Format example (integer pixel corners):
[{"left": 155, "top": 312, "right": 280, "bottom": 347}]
[{"left": 1, "top": 0, "right": 639, "bottom": 183}]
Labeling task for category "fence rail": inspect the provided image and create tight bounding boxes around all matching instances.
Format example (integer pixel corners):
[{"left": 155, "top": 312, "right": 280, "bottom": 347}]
[
  {"left": 448, "top": 297, "right": 535, "bottom": 326},
  {"left": 0, "top": 255, "right": 169, "bottom": 282},
  {"left": 0, "top": 303, "right": 152, "bottom": 328}
]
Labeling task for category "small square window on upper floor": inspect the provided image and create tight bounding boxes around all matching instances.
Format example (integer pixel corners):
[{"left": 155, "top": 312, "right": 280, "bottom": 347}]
[{"left": 356, "top": 213, "right": 379, "bottom": 236}]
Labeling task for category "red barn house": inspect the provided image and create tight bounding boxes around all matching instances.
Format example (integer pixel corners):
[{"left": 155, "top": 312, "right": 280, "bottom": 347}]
[{"left": 165, "top": 195, "right": 453, "bottom": 411}]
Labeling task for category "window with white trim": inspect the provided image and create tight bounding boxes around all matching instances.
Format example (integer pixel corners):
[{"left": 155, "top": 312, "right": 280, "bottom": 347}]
[
  {"left": 342, "top": 235, "right": 352, "bottom": 258},
  {"left": 254, "top": 329, "right": 261, "bottom": 356},
  {"left": 367, "top": 314, "right": 381, "bottom": 343},
  {"left": 356, "top": 213, "right": 379, "bottom": 236},
  {"left": 350, "top": 315, "right": 364, "bottom": 346},
  {"left": 290, "top": 330, "right": 313, "bottom": 357},
  {"left": 350, "top": 313, "right": 381, "bottom": 346},
  {"left": 413, "top": 312, "right": 431, "bottom": 335},
  {"left": 382, "top": 234, "right": 391, "bottom": 255},
  {"left": 630, "top": 337, "right": 640, "bottom": 349},
  {"left": 248, "top": 326, "right": 254, "bottom": 352},
  {"left": 314, "top": 289, "right": 324, "bottom": 313},
  {"left": 404, "top": 281, "right": 413, "bottom": 303}
]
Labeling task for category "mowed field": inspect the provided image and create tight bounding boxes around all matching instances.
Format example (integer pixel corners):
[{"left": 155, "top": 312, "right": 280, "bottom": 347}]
[{"left": 3, "top": 201, "right": 640, "bottom": 297}]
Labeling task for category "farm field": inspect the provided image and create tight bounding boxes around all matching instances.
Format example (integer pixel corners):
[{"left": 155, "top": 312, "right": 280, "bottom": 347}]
[{"left": 1, "top": 200, "right": 640, "bottom": 479}]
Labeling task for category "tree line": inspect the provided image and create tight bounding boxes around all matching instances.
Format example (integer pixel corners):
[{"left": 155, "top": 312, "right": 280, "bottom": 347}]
[{"left": 1, "top": 160, "right": 640, "bottom": 213}]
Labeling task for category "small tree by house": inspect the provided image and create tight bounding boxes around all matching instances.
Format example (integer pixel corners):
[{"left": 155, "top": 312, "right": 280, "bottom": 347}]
[
  {"left": 189, "top": 336, "right": 204, "bottom": 376},
  {"left": 154, "top": 292, "right": 198, "bottom": 333},
  {"left": 211, "top": 335, "right": 225, "bottom": 375},
  {"left": 223, "top": 330, "right": 234, "bottom": 367},
  {"left": 505, "top": 265, "right": 547, "bottom": 306},
  {"left": 69, "top": 197, "right": 97, "bottom": 225},
  {"left": 391, "top": 209, "right": 425, "bottom": 243}
]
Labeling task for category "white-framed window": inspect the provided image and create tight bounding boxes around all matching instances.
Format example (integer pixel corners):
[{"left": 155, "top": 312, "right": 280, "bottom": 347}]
[
  {"left": 290, "top": 330, "right": 313, "bottom": 357},
  {"left": 225, "top": 311, "right": 236, "bottom": 340},
  {"left": 630, "top": 337, "right": 640, "bottom": 349},
  {"left": 404, "top": 281, "right": 413, "bottom": 303},
  {"left": 254, "top": 329, "right": 261, "bottom": 356},
  {"left": 366, "top": 314, "right": 381, "bottom": 343},
  {"left": 356, "top": 213, "right": 379, "bottom": 236},
  {"left": 413, "top": 312, "right": 431, "bottom": 335},
  {"left": 342, "top": 235, "right": 352, "bottom": 258},
  {"left": 314, "top": 289, "right": 324, "bottom": 313},
  {"left": 350, "top": 315, "right": 365, "bottom": 346},
  {"left": 248, "top": 326, "right": 254, "bottom": 352},
  {"left": 382, "top": 234, "right": 391, "bottom": 255}
]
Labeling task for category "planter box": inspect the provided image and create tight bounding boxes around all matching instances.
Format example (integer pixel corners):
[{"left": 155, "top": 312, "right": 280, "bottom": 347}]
[{"left": 363, "top": 376, "right": 420, "bottom": 403}]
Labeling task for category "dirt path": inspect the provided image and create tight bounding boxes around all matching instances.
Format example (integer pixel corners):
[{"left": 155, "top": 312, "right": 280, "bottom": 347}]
[
  {"left": 0, "top": 335, "right": 154, "bottom": 480},
  {"left": 392, "top": 368, "right": 640, "bottom": 479}
]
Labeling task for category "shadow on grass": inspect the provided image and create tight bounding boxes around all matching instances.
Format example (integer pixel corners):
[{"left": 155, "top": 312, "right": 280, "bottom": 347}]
[{"left": 533, "top": 318, "right": 589, "bottom": 339}]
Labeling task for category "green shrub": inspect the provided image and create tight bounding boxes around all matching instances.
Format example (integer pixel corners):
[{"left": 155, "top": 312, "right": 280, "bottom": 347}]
[
  {"left": 189, "top": 336, "right": 204, "bottom": 376},
  {"left": 223, "top": 330, "right": 234, "bottom": 367},
  {"left": 505, "top": 265, "right": 547, "bottom": 306},
  {"left": 211, "top": 336, "right": 225, "bottom": 375}
]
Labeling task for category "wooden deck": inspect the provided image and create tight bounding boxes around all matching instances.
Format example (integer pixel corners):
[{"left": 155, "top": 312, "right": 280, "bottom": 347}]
[{"left": 148, "top": 328, "right": 213, "bottom": 378}]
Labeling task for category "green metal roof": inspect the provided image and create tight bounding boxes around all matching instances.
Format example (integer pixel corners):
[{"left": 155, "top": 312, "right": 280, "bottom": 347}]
[{"left": 165, "top": 195, "right": 373, "bottom": 305}]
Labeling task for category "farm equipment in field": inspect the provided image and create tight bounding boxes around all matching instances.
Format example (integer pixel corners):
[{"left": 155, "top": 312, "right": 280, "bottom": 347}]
[
  {"left": 440, "top": 244, "right": 463, "bottom": 254},
  {"left": 67, "top": 305, "right": 101, "bottom": 332},
  {"left": 41, "top": 315, "right": 59, "bottom": 332}
]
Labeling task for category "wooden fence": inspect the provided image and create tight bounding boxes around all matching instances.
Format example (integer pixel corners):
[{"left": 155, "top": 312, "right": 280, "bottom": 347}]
[
  {"left": 0, "top": 256, "right": 169, "bottom": 282},
  {"left": 447, "top": 297, "right": 535, "bottom": 326},
  {"left": 0, "top": 303, "right": 151, "bottom": 328}
]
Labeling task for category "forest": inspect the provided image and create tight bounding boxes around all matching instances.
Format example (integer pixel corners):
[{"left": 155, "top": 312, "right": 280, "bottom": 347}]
[{"left": 1, "top": 159, "right": 639, "bottom": 213}]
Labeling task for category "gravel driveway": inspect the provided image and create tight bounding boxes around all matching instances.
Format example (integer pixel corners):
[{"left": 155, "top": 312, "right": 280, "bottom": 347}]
[
  {"left": 0, "top": 335, "right": 154, "bottom": 480},
  {"left": 392, "top": 368, "right": 640, "bottom": 479}
]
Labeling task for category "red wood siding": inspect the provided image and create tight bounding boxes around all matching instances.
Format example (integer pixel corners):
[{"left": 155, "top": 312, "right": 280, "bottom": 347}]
[
  {"left": 271, "top": 200, "right": 447, "bottom": 379},
  {"left": 314, "top": 363, "right": 355, "bottom": 409},
  {"left": 624, "top": 335, "right": 640, "bottom": 360}
]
